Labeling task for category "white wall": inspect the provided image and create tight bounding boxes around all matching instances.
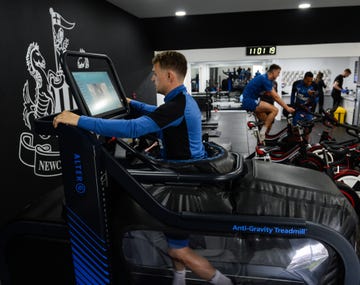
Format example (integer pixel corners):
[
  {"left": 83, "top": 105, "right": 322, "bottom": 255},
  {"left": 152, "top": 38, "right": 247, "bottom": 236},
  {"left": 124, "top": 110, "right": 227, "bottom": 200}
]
[
  {"left": 180, "top": 43, "right": 360, "bottom": 92},
  {"left": 278, "top": 57, "right": 357, "bottom": 93},
  {"left": 180, "top": 43, "right": 360, "bottom": 62},
  {"left": 178, "top": 43, "right": 360, "bottom": 119}
]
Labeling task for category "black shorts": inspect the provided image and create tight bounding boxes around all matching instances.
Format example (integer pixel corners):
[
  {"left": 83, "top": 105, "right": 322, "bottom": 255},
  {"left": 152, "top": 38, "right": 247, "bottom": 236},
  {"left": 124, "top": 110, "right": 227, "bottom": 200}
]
[{"left": 261, "top": 94, "right": 274, "bottom": 105}]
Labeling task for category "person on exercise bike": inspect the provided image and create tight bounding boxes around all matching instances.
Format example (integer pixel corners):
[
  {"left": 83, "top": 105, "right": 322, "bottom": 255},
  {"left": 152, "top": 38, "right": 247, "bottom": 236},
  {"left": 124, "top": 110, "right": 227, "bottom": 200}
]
[
  {"left": 290, "top": 71, "right": 318, "bottom": 142},
  {"left": 53, "top": 51, "right": 233, "bottom": 285},
  {"left": 242, "top": 64, "right": 295, "bottom": 143}
]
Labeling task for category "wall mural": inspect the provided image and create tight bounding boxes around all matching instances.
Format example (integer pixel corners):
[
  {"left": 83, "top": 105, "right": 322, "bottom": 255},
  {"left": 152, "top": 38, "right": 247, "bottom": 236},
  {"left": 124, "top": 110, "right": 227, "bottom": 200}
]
[
  {"left": 18, "top": 7, "right": 88, "bottom": 177},
  {"left": 281, "top": 69, "right": 331, "bottom": 91}
]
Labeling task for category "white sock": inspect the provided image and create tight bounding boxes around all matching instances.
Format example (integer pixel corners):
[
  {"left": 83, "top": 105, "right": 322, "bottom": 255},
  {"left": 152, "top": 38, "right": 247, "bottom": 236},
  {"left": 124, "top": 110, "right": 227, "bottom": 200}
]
[
  {"left": 209, "top": 270, "right": 232, "bottom": 285},
  {"left": 259, "top": 128, "right": 266, "bottom": 143},
  {"left": 172, "top": 269, "right": 186, "bottom": 285},
  {"left": 259, "top": 128, "right": 266, "bottom": 136}
]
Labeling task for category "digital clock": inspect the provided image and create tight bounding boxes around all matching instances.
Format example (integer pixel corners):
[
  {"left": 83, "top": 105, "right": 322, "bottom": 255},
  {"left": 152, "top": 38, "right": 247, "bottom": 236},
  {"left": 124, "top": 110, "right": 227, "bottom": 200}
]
[{"left": 246, "top": 46, "right": 277, "bottom": 56}]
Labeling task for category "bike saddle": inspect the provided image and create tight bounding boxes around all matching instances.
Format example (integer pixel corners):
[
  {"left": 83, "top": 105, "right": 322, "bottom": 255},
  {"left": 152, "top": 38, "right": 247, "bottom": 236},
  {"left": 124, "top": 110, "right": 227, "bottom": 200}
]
[{"left": 255, "top": 144, "right": 280, "bottom": 156}]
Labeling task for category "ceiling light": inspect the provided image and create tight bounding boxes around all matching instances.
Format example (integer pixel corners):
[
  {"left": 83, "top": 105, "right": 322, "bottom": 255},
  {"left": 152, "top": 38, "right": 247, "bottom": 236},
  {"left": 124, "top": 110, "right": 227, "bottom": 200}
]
[
  {"left": 298, "top": 3, "right": 311, "bottom": 9},
  {"left": 175, "top": 11, "right": 186, "bottom": 17}
]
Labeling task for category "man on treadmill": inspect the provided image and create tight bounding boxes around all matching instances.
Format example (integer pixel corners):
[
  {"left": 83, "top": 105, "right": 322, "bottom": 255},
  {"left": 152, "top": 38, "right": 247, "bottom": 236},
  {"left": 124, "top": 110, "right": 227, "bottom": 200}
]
[{"left": 53, "top": 51, "right": 232, "bottom": 285}]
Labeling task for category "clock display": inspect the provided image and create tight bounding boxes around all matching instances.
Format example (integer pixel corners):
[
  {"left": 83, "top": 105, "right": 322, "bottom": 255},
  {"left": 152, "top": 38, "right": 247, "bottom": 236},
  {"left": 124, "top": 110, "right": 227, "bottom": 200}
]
[{"left": 246, "top": 46, "right": 277, "bottom": 56}]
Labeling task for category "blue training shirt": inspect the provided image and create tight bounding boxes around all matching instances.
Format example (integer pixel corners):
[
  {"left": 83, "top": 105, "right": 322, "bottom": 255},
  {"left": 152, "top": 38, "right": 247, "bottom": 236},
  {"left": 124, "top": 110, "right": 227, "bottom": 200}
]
[
  {"left": 242, "top": 73, "right": 273, "bottom": 111},
  {"left": 290, "top": 79, "right": 318, "bottom": 125}
]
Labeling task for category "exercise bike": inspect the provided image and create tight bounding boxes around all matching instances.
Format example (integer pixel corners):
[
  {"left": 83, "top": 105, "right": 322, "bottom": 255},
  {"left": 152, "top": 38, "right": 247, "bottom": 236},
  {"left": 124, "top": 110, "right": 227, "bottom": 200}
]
[
  {"left": 247, "top": 110, "right": 360, "bottom": 220},
  {"left": 247, "top": 114, "right": 323, "bottom": 170},
  {"left": 304, "top": 111, "right": 360, "bottom": 195},
  {"left": 246, "top": 111, "right": 293, "bottom": 147},
  {"left": 308, "top": 117, "right": 360, "bottom": 169},
  {"left": 316, "top": 140, "right": 360, "bottom": 217}
]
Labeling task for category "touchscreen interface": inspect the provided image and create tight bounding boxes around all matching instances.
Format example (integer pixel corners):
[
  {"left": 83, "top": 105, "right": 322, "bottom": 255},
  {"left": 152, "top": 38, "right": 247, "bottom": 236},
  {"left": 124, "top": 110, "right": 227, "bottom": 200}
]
[{"left": 72, "top": 71, "right": 124, "bottom": 117}]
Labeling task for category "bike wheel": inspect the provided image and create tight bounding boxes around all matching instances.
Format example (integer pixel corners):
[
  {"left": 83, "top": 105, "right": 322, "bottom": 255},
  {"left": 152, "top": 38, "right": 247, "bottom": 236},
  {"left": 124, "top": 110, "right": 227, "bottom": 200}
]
[
  {"left": 335, "top": 180, "right": 360, "bottom": 219},
  {"left": 293, "top": 152, "right": 324, "bottom": 171},
  {"left": 333, "top": 170, "right": 360, "bottom": 194},
  {"left": 307, "top": 144, "right": 334, "bottom": 164}
]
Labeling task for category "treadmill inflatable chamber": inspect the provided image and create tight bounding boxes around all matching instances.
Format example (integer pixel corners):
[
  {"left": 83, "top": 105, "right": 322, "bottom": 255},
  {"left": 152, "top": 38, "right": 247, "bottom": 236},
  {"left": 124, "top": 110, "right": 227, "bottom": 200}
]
[{"left": 122, "top": 159, "right": 359, "bottom": 285}]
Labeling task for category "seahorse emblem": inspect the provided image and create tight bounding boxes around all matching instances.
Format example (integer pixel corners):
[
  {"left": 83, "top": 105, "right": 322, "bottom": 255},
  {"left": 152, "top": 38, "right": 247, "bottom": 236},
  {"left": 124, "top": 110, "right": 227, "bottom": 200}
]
[
  {"left": 23, "top": 42, "right": 55, "bottom": 131},
  {"left": 19, "top": 8, "right": 81, "bottom": 177}
]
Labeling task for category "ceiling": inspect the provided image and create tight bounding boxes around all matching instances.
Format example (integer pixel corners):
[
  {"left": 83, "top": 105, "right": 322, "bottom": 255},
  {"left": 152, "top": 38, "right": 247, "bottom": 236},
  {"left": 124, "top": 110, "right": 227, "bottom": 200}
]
[{"left": 106, "top": 0, "right": 360, "bottom": 18}]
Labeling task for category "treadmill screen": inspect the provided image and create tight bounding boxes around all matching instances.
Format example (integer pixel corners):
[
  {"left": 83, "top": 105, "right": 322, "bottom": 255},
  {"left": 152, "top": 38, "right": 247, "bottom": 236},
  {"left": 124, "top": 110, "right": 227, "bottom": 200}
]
[{"left": 72, "top": 71, "right": 125, "bottom": 118}]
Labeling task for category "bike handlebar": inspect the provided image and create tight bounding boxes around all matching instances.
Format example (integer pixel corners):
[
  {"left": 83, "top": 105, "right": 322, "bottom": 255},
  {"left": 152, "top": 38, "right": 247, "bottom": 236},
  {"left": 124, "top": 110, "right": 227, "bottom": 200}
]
[{"left": 321, "top": 140, "right": 352, "bottom": 156}]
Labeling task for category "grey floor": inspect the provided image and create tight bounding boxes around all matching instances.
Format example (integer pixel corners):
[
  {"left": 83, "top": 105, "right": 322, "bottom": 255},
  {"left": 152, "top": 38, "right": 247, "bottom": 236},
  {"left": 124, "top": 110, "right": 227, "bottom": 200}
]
[{"left": 207, "top": 110, "right": 254, "bottom": 157}]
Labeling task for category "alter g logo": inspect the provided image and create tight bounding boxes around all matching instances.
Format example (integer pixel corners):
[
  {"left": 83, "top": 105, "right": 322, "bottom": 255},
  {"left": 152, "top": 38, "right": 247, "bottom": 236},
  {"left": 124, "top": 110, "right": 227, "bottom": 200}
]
[{"left": 73, "top": 153, "right": 86, "bottom": 194}]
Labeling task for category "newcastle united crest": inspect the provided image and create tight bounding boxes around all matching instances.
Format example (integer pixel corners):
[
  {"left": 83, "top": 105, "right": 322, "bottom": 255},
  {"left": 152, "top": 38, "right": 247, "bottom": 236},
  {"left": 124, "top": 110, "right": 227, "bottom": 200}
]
[{"left": 18, "top": 7, "right": 88, "bottom": 177}]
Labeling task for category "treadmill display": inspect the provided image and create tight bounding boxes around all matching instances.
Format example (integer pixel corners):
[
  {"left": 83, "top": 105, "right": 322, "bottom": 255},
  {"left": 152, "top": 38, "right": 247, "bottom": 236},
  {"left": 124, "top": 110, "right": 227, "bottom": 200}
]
[{"left": 72, "top": 71, "right": 124, "bottom": 118}]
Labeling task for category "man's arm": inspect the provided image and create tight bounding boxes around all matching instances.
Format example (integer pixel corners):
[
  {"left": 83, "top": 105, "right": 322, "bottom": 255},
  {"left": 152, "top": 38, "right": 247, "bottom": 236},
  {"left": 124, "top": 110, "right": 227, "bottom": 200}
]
[
  {"left": 270, "top": 89, "right": 295, "bottom": 113},
  {"left": 332, "top": 74, "right": 345, "bottom": 92},
  {"left": 52, "top": 110, "right": 161, "bottom": 138},
  {"left": 333, "top": 80, "right": 341, "bottom": 91},
  {"left": 332, "top": 80, "right": 348, "bottom": 93},
  {"left": 128, "top": 99, "right": 158, "bottom": 114}
]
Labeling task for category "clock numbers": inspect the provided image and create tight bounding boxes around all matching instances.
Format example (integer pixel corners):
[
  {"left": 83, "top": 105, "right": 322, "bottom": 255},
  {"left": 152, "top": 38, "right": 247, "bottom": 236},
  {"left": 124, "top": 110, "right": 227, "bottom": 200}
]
[
  {"left": 246, "top": 46, "right": 277, "bottom": 56},
  {"left": 269, "top": 46, "right": 276, "bottom": 54}
]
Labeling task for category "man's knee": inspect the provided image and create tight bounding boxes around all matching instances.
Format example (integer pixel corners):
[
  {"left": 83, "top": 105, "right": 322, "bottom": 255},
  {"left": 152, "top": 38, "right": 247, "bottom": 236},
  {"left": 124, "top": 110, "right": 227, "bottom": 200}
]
[
  {"left": 168, "top": 247, "right": 189, "bottom": 263},
  {"left": 272, "top": 106, "right": 279, "bottom": 116},
  {"left": 257, "top": 101, "right": 278, "bottom": 115},
  {"left": 256, "top": 112, "right": 267, "bottom": 122}
]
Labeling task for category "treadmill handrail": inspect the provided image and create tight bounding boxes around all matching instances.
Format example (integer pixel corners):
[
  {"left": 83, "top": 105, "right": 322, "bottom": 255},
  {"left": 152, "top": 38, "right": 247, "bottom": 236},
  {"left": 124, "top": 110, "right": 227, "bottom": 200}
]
[
  {"left": 126, "top": 156, "right": 244, "bottom": 183},
  {"left": 114, "top": 137, "right": 244, "bottom": 183},
  {"left": 115, "top": 138, "right": 163, "bottom": 171}
]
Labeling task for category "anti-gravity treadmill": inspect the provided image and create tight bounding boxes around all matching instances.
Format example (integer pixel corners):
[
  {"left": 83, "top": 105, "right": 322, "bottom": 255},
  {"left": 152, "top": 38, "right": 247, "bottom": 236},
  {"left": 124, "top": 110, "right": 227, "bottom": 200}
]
[{"left": 29, "top": 51, "right": 360, "bottom": 285}]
